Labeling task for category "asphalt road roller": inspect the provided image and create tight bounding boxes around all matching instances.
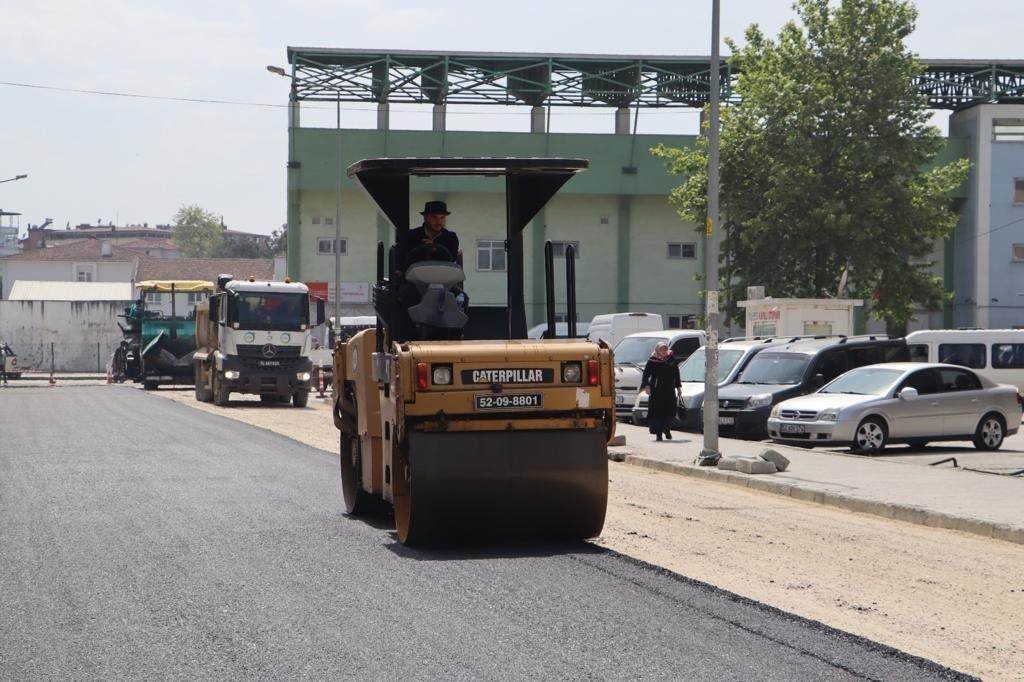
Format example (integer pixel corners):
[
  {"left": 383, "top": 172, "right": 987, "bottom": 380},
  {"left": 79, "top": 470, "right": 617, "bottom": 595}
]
[{"left": 331, "top": 158, "right": 615, "bottom": 545}]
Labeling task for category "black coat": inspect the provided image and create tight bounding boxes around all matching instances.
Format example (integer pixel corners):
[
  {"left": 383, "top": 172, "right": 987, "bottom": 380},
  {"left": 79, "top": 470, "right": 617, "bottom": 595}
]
[
  {"left": 641, "top": 356, "right": 680, "bottom": 423},
  {"left": 396, "top": 225, "right": 461, "bottom": 272}
]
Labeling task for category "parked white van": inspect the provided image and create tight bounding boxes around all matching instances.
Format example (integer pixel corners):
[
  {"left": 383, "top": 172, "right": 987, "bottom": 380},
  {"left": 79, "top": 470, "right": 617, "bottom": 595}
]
[
  {"left": 611, "top": 329, "right": 706, "bottom": 420},
  {"left": 906, "top": 329, "right": 1024, "bottom": 391},
  {"left": 587, "top": 312, "right": 664, "bottom": 348}
]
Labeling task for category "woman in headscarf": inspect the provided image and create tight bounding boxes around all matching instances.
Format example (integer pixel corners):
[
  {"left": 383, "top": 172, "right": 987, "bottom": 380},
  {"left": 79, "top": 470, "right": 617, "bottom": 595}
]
[{"left": 640, "top": 341, "right": 681, "bottom": 441}]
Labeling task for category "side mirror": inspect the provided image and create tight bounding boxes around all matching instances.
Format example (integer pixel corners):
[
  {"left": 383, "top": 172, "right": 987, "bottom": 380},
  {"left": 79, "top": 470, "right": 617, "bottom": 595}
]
[
  {"left": 812, "top": 373, "right": 826, "bottom": 388},
  {"left": 316, "top": 298, "right": 326, "bottom": 327},
  {"left": 898, "top": 387, "right": 919, "bottom": 400},
  {"left": 209, "top": 296, "right": 219, "bottom": 322}
]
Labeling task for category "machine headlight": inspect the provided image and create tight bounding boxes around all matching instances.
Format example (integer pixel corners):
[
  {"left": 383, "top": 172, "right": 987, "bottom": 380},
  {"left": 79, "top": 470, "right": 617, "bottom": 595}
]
[
  {"left": 769, "top": 404, "right": 781, "bottom": 419},
  {"left": 562, "top": 362, "right": 582, "bottom": 383},
  {"left": 297, "top": 371, "right": 311, "bottom": 382},
  {"left": 432, "top": 365, "right": 453, "bottom": 385},
  {"left": 819, "top": 408, "right": 840, "bottom": 422},
  {"left": 747, "top": 393, "right": 773, "bottom": 409},
  {"left": 224, "top": 370, "right": 240, "bottom": 380}
]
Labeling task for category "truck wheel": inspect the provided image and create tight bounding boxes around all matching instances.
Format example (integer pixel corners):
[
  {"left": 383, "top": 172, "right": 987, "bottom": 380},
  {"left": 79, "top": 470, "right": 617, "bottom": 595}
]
[
  {"left": 213, "top": 373, "right": 230, "bottom": 407},
  {"left": 293, "top": 390, "right": 309, "bottom": 407},
  {"left": 143, "top": 380, "right": 159, "bottom": 391}
]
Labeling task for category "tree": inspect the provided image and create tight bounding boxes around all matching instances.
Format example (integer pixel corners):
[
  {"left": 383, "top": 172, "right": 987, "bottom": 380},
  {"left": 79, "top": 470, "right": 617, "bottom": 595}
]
[
  {"left": 172, "top": 205, "right": 223, "bottom": 258},
  {"left": 653, "top": 0, "right": 969, "bottom": 335}
]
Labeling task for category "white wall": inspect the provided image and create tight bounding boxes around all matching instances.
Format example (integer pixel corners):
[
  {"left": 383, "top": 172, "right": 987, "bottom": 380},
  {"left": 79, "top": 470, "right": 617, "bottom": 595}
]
[
  {"left": 0, "top": 300, "right": 128, "bottom": 372},
  {"left": 1, "top": 259, "right": 136, "bottom": 298}
]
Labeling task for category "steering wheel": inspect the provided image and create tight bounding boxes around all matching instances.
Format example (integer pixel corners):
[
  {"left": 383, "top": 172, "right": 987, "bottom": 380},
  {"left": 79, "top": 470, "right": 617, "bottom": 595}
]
[{"left": 404, "top": 242, "right": 455, "bottom": 271}]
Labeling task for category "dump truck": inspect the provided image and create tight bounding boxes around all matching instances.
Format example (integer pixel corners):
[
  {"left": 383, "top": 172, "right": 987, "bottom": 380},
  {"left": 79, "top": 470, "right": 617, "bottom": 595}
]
[
  {"left": 193, "top": 275, "right": 325, "bottom": 407},
  {"left": 331, "top": 158, "right": 615, "bottom": 545},
  {"left": 115, "top": 280, "right": 215, "bottom": 390}
]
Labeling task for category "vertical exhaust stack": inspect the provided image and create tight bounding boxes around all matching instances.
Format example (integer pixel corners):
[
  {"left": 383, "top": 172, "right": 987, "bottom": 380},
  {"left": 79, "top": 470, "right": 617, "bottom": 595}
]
[
  {"left": 544, "top": 241, "right": 557, "bottom": 339},
  {"left": 565, "top": 244, "right": 577, "bottom": 338}
]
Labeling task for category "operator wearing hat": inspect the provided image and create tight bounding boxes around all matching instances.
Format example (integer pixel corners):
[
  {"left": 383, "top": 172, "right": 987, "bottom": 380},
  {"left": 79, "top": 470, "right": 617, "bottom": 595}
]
[{"left": 395, "top": 200, "right": 462, "bottom": 275}]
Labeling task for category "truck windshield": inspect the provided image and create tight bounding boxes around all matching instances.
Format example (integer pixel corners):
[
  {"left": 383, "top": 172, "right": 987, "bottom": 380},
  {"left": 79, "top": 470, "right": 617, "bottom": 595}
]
[
  {"left": 613, "top": 337, "right": 662, "bottom": 365},
  {"left": 678, "top": 348, "right": 744, "bottom": 383},
  {"left": 736, "top": 353, "right": 810, "bottom": 385},
  {"left": 234, "top": 292, "right": 308, "bottom": 331}
]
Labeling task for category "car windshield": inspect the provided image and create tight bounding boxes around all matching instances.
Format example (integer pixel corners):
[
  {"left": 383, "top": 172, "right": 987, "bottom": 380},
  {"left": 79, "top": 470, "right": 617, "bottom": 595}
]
[
  {"left": 737, "top": 353, "right": 810, "bottom": 385},
  {"left": 820, "top": 367, "right": 904, "bottom": 395},
  {"left": 235, "top": 292, "right": 308, "bottom": 331},
  {"left": 613, "top": 336, "right": 662, "bottom": 365},
  {"left": 678, "top": 348, "right": 744, "bottom": 382}
]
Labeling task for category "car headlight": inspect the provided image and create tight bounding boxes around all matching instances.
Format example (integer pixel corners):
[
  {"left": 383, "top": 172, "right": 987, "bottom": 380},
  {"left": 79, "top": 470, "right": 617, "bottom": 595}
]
[
  {"left": 432, "top": 365, "right": 452, "bottom": 385},
  {"left": 224, "top": 370, "right": 240, "bottom": 380},
  {"left": 818, "top": 408, "right": 840, "bottom": 422},
  {"left": 297, "top": 371, "right": 311, "bottom": 382},
  {"left": 747, "top": 393, "right": 773, "bottom": 408},
  {"left": 562, "top": 362, "right": 582, "bottom": 383},
  {"left": 769, "top": 404, "right": 781, "bottom": 419}
]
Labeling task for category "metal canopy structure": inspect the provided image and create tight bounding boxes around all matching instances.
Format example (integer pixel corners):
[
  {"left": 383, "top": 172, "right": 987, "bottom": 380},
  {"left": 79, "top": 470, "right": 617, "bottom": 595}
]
[{"left": 285, "top": 48, "right": 1024, "bottom": 110}]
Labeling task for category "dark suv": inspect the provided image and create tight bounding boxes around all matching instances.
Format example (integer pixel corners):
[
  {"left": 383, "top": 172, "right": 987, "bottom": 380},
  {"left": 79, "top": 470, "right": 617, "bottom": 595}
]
[{"left": 712, "top": 335, "right": 909, "bottom": 440}]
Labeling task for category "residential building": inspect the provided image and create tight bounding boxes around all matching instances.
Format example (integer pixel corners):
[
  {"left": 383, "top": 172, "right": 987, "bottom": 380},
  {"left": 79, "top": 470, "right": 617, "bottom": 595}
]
[{"left": 0, "top": 239, "right": 139, "bottom": 299}]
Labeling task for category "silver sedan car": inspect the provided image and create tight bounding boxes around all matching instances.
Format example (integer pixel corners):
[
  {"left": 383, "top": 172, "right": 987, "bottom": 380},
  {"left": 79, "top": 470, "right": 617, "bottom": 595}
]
[{"left": 767, "top": 363, "right": 1022, "bottom": 453}]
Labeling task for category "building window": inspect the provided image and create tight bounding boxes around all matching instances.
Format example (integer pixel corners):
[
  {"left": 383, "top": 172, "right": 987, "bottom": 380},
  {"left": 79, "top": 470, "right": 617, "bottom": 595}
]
[
  {"left": 1013, "top": 244, "right": 1024, "bottom": 262},
  {"left": 668, "top": 314, "right": 697, "bottom": 329},
  {"left": 1014, "top": 178, "right": 1024, "bottom": 204},
  {"left": 476, "top": 240, "right": 506, "bottom": 271},
  {"left": 145, "top": 292, "right": 162, "bottom": 303},
  {"left": 317, "top": 238, "right": 347, "bottom": 255},
  {"left": 325, "top": 217, "right": 334, "bottom": 225},
  {"left": 994, "top": 119, "right": 1024, "bottom": 142},
  {"left": 549, "top": 240, "right": 581, "bottom": 258},
  {"left": 667, "top": 242, "right": 696, "bottom": 259},
  {"left": 74, "top": 264, "right": 96, "bottom": 282},
  {"left": 187, "top": 292, "right": 206, "bottom": 304},
  {"left": 311, "top": 216, "right": 321, "bottom": 225}
]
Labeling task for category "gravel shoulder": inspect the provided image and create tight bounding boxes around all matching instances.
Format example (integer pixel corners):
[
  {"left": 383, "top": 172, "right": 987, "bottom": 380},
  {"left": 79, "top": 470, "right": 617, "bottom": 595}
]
[{"left": 153, "top": 386, "right": 1024, "bottom": 680}]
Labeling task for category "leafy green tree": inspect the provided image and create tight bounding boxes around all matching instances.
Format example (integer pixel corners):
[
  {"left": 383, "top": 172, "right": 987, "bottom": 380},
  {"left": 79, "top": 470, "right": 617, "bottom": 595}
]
[
  {"left": 653, "top": 0, "right": 969, "bottom": 335},
  {"left": 172, "top": 205, "right": 223, "bottom": 258}
]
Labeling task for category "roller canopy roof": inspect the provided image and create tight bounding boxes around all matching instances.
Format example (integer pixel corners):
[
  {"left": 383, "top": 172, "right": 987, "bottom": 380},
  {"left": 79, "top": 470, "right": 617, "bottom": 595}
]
[
  {"left": 346, "top": 157, "right": 588, "bottom": 235},
  {"left": 135, "top": 280, "right": 215, "bottom": 293}
]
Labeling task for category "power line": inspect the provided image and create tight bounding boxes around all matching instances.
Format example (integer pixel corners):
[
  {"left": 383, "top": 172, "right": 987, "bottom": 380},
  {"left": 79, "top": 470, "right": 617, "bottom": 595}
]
[
  {"left": 0, "top": 80, "right": 701, "bottom": 118},
  {"left": 955, "top": 213, "right": 1024, "bottom": 246}
]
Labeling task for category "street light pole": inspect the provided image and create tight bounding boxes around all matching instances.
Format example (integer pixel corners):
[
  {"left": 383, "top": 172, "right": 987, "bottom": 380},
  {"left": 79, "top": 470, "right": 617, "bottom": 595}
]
[
  {"left": 0, "top": 174, "right": 28, "bottom": 184},
  {"left": 699, "top": 0, "right": 723, "bottom": 465},
  {"left": 334, "top": 94, "right": 342, "bottom": 331}
]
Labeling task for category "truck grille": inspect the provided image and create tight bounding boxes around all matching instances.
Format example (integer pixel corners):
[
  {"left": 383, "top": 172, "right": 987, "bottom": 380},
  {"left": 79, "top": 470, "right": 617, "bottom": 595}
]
[
  {"left": 235, "top": 344, "right": 301, "bottom": 371},
  {"left": 780, "top": 409, "right": 818, "bottom": 421},
  {"left": 719, "top": 399, "right": 746, "bottom": 410}
]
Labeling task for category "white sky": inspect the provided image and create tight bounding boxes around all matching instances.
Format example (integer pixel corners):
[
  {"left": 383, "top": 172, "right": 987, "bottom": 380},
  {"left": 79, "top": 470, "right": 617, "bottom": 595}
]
[{"left": 2, "top": 0, "right": 1022, "bottom": 235}]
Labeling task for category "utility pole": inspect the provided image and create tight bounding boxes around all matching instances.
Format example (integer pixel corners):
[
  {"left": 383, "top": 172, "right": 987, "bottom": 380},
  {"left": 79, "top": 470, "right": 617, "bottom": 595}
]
[
  {"left": 699, "top": 0, "right": 723, "bottom": 466},
  {"left": 335, "top": 94, "right": 343, "bottom": 328}
]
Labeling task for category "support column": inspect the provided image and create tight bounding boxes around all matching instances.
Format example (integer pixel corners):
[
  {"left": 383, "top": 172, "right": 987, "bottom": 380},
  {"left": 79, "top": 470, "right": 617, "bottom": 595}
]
[
  {"left": 432, "top": 104, "right": 446, "bottom": 132},
  {"left": 615, "top": 106, "right": 630, "bottom": 135},
  {"left": 285, "top": 93, "right": 301, "bottom": 280},
  {"left": 377, "top": 102, "right": 390, "bottom": 130},
  {"left": 616, "top": 196, "right": 632, "bottom": 312},
  {"left": 530, "top": 106, "right": 545, "bottom": 133},
  {"left": 530, "top": 208, "right": 547, "bottom": 326}
]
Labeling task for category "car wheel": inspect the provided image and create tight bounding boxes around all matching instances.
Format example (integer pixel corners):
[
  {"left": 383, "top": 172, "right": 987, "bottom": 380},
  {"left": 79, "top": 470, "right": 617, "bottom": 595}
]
[
  {"left": 851, "top": 417, "right": 887, "bottom": 454},
  {"left": 973, "top": 413, "right": 1005, "bottom": 451}
]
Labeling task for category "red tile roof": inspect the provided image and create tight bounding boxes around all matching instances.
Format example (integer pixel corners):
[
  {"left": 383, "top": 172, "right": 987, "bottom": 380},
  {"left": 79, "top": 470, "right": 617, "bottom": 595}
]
[
  {"left": 121, "top": 239, "right": 179, "bottom": 251},
  {"left": 135, "top": 257, "right": 275, "bottom": 282},
  {"left": 0, "top": 239, "right": 139, "bottom": 262}
]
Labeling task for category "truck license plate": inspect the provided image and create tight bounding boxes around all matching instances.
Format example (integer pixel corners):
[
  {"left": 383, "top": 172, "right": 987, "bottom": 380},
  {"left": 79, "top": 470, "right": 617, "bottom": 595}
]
[
  {"left": 781, "top": 424, "right": 806, "bottom": 434},
  {"left": 474, "top": 393, "right": 543, "bottom": 411}
]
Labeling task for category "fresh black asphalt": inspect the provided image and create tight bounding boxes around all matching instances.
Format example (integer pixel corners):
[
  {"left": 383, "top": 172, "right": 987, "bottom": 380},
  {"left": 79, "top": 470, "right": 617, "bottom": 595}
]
[{"left": 0, "top": 386, "right": 970, "bottom": 680}]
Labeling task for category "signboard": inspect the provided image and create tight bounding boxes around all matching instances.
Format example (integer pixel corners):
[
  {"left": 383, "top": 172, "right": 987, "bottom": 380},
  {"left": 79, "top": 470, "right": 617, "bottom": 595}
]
[{"left": 306, "top": 281, "right": 370, "bottom": 304}]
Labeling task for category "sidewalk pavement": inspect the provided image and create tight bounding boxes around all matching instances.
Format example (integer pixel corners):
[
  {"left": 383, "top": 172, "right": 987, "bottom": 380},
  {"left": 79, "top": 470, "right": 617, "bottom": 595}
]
[{"left": 609, "top": 422, "right": 1024, "bottom": 546}]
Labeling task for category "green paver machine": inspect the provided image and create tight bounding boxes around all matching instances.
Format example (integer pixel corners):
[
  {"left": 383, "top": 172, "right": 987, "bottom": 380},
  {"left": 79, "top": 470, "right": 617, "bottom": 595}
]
[{"left": 114, "top": 280, "right": 215, "bottom": 390}]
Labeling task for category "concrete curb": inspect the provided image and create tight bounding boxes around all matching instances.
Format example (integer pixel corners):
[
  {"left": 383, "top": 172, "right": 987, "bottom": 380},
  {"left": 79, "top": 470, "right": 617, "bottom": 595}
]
[{"left": 622, "top": 453, "right": 1024, "bottom": 546}]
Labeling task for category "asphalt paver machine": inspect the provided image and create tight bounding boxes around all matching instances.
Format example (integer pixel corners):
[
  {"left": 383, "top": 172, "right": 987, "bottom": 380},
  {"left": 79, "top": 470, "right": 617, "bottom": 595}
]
[
  {"left": 332, "top": 158, "right": 616, "bottom": 545},
  {"left": 115, "top": 280, "right": 214, "bottom": 390}
]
